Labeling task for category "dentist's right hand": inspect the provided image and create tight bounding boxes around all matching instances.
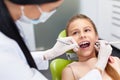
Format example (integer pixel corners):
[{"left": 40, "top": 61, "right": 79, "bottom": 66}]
[{"left": 43, "top": 36, "right": 79, "bottom": 60}]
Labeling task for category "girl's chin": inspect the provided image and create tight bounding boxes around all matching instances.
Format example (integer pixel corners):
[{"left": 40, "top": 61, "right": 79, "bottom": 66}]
[{"left": 78, "top": 51, "right": 94, "bottom": 56}]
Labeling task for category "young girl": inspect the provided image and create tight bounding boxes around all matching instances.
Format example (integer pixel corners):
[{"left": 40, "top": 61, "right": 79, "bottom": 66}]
[{"left": 62, "top": 14, "right": 120, "bottom": 80}]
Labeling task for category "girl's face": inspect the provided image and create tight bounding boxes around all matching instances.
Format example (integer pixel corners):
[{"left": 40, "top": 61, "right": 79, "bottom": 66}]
[{"left": 68, "top": 19, "right": 98, "bottom": 60}]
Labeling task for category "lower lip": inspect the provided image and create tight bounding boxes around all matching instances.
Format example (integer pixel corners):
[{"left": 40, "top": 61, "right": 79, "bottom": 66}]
[{"left": 80, "top": 46, "right": 90, "bottom": 50}]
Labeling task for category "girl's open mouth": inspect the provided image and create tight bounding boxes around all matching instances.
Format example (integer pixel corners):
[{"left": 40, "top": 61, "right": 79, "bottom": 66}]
[{"left": 79, "top": 41, "right": 90, "bottom": 48}]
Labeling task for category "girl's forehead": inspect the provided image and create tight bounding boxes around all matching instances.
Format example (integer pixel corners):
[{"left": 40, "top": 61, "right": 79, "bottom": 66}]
[
  {"left": 70, "top": 19, "right": 90, "bottom": 24},
  {"left": 69, "top": 19, "right": 93, "bottom": 29}
]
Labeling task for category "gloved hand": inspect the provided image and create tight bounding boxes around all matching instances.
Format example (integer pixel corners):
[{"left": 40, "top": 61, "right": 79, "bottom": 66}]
[
  {"left": 43, "top": 37, "right": 79, "bottom": 60},
  {"left": 95, "top": 40, "right": 112, "bottom": 72}
]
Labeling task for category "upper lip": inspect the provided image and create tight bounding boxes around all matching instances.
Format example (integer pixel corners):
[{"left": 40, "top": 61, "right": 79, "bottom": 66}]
[{"left": 79, "top": 41, "right": 90, "bottom": 45}]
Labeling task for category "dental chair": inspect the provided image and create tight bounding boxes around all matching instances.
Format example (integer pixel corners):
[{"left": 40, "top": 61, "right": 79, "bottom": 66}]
[
  {"left": 50, "top": 58, "right": 73, "bottom": 80},
  {"left": 50, "top": 30, "right": 78, "bottom": 80}
]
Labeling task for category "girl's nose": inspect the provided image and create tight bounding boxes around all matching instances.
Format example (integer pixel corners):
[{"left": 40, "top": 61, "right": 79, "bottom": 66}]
[{"left": 79, "top": 32, "right": 86, "bottom": 39}]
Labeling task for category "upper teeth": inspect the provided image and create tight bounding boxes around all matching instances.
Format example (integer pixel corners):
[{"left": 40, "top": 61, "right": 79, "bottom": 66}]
[{"left": 80, "top": 41, "right": 89, "bottom": 45}]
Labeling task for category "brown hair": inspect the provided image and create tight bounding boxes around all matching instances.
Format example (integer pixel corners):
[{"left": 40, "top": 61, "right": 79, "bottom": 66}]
[
  {"left": 106, "top": 63, "right": 120, "bottom": 80},
  {"left": 66, "top": 14, "right": 120, "bottom": 80}
]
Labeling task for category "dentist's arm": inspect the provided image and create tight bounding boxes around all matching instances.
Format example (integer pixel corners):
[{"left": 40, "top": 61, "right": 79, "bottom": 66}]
[{"left": 31, "top": 37, "right": 78, "bottom": 70}]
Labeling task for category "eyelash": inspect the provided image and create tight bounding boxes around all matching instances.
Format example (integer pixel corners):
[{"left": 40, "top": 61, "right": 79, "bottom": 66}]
[
  {"left": 71, "top": 29, "right": 91, "bottom": 35},
  {"left": 72, "top": 32, "right": 78, "bottom": 35},
  {"left": 85, "top": 29, "right": 91, "bottom": 32}
]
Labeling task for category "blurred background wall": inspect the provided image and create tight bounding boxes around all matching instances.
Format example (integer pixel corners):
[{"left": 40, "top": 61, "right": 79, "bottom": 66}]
[
  {"left": 34, "top": 0, "right": 80, "bottom": 51},
  {"left": 24, "top": 0, "right": 120, "bottom": 51}
]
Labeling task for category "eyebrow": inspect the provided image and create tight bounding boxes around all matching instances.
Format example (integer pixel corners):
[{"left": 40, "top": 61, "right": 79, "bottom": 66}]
[
  {"left": 84, "top": 26, "right": 92, "bottom": 29},
  {"left": 84, "top": 26, "right": 91, "bottom": 28}
]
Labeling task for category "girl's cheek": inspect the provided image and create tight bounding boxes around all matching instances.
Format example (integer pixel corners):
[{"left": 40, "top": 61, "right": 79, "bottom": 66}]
[{"left": 72, "top": 36, "right": 78, "bottom": 41}]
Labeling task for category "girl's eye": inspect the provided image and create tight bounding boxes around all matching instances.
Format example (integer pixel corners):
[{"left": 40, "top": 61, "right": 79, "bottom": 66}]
[
  {"left": 84, "top": 29, "right": 91, "bottom": 32},
  {"left": 72, "top": 31, "right": 78, "bottom": 35}
]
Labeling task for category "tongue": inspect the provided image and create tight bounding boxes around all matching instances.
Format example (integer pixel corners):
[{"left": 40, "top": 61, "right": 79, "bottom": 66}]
[{"left": 80, "top": 44, "right": 89, "bottom": 48}]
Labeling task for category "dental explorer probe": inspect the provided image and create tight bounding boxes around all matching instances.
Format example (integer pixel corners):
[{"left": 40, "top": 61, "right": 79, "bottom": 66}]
[
  {"left": 107, "top": 41, "right": 120, "bottom": 44},
  {"left": 57, "top": 39, "right": 70, "bottom": 45},
  {"left": 57, "top": 39, "right": 120, "bottom": 45},
  {"left": 95, "top": 41, "right": 120, "bottom": 46}
]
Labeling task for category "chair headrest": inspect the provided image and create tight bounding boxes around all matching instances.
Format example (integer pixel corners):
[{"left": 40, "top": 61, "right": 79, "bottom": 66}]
[{"left": 58, "top": 30, "right": 66, "bottom": 38}]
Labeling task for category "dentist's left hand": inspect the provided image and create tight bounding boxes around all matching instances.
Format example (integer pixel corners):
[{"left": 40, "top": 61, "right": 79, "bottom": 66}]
[
  {"left": 44, "top": 37, "right": 79, "bottom": 60},
  {"left": 95, "top": 40, "right": 112, "bottom": 72}
]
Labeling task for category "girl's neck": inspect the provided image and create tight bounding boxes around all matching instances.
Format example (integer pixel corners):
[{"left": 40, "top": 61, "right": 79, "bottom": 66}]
[
  {"left": 79, "top": 56, "right": 97, "bottom": 62},
  {"left": 78, "top": 57, "right": 98, "bottom": 67},
  {"left": 78, "top": 53, "right": 97, "bottom": 62}
]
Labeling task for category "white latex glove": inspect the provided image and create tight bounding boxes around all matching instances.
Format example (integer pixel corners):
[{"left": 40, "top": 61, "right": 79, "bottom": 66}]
[
  {"left": 43, "top": 37, "right": 79, "bottom": 60},
  {"left": 79, "top": 69, "right": 102, "bottom": 80},
  {"left": 95, "top": 40, "right": 112, "bottom": 72}
]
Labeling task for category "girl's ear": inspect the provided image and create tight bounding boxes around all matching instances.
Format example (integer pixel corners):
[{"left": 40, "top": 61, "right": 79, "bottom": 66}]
[{"left": 95, "top": 35, "right": 99, "bottom": 45}]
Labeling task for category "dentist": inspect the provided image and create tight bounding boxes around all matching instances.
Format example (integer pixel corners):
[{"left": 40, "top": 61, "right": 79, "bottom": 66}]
[{"left": 0, "top": 0, "right": 79, "bottom": 80}]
